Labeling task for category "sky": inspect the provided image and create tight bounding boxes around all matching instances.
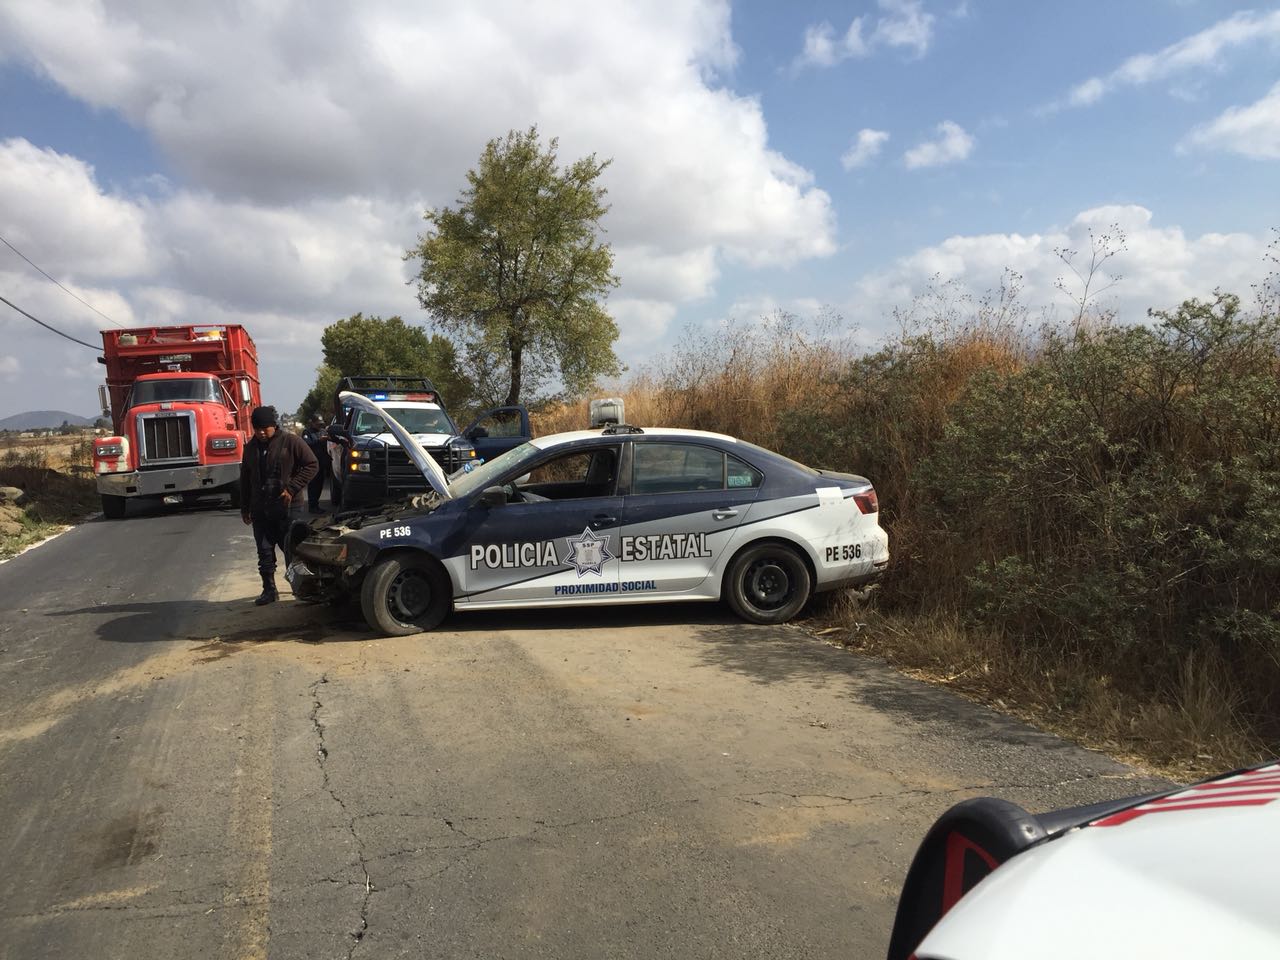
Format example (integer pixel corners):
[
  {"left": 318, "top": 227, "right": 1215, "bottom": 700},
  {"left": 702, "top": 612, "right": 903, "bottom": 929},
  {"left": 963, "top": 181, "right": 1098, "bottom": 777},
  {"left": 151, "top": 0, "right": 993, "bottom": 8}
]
[{"left": 0, "top": 0, "right": 1277, "bottom": 417}]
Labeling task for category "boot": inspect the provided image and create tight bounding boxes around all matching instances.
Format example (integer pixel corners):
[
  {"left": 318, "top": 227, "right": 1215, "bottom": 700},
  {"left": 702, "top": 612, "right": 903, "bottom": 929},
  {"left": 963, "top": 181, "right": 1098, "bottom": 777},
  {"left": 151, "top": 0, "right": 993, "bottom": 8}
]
[{"left": 255, "top": 574, "right": 278, "bottom": 605}]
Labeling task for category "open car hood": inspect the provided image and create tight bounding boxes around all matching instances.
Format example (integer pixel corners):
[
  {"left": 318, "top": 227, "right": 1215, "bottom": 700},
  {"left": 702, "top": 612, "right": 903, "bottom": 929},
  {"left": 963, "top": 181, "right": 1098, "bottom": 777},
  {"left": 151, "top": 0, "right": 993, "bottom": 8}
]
[{"left": 338, "top": 391, "right": 452, "bottom": 499}]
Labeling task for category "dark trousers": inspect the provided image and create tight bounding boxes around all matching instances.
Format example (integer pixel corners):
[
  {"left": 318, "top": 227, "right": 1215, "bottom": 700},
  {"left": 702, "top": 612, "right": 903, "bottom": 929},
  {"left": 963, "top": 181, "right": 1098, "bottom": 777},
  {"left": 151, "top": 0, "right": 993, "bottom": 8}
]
[
  {"left": 307, "top": 466, "right": 325, "bottom": 509},
  {"left": 251, "top": 509, "right": 290, "bottom": 580}
]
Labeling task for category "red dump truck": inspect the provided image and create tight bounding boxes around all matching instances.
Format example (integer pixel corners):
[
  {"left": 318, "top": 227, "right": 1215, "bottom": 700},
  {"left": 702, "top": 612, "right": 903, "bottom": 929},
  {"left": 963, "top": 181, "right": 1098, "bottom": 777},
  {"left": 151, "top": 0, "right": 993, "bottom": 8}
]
[{"left": 92, "top": 325, "right": 262, "bottom": 519}]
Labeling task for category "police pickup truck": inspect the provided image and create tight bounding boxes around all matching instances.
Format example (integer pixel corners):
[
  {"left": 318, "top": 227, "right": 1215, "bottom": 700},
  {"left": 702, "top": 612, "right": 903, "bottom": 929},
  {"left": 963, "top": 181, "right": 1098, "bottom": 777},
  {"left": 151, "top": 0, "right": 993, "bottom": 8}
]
[{"left": 327, "top": 376, "right": 529, "bottom": 509}]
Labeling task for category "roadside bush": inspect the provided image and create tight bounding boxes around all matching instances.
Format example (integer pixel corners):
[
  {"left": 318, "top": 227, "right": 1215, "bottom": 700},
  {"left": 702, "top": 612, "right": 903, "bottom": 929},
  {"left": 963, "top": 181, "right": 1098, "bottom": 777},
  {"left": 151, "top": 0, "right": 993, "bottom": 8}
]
[
  {"left": 920, "top": 294, "right": 1280, "bottom": 735},
  {"left": 536, "top": 285, "right": 1280, "bottom": 760}
]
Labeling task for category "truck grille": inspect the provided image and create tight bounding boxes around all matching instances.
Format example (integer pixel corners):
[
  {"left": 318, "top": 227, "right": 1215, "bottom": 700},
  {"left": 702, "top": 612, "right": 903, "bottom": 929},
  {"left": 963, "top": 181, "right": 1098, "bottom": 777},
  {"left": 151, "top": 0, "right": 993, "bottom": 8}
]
[
  {"left": 385, "top": 447, "right": 454, "bottom": 492},
  {"left": 141, "top": 414, "right": 196, "bottom": 464}
]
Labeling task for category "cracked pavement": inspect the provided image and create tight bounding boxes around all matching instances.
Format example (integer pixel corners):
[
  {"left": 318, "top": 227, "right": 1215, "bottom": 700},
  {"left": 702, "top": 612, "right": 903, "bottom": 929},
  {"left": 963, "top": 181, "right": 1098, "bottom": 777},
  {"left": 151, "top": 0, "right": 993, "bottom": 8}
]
[{"left": 0, "top": 502, "right": 1171, "bottom": 959}]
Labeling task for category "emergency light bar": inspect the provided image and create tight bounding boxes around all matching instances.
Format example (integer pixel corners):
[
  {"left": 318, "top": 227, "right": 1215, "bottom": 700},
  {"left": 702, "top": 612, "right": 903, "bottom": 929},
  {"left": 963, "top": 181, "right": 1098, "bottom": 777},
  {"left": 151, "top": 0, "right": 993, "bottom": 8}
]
[
  {"left": 366, "top": 391, "right": 436, "bottom": 403},
  {"left": 333, "top": 376, "right": 442, "bottom": 418}
]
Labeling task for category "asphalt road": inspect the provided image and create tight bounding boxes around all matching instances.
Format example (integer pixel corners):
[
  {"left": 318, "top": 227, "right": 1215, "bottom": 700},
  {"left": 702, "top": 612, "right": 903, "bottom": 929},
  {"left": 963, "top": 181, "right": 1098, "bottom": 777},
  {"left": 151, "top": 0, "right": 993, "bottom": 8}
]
[{"left": 0, "top": 498, "right": 1171, "bottom": 960}]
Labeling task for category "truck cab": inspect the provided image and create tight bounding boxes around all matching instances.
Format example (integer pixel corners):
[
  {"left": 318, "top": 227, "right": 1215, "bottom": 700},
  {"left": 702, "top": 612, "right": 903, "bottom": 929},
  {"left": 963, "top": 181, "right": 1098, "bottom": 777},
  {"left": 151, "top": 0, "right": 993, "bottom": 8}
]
[
  {"left": 327, "top": 376, "right": 530, "bottom": 510},
  {"left": 93, "top": 326, "right": 260, "bottom": 518}
]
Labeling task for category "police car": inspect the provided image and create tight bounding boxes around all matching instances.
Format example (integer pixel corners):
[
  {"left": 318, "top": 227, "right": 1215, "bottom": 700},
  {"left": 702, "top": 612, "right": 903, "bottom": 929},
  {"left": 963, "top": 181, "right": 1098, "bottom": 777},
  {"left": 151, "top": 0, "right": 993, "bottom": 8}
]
[
  {"left": 287, "top": 392, "right": 889, "bottom": 636},
  {"left": 887, "top": 760, "right": 1280, "bottom": 959}
]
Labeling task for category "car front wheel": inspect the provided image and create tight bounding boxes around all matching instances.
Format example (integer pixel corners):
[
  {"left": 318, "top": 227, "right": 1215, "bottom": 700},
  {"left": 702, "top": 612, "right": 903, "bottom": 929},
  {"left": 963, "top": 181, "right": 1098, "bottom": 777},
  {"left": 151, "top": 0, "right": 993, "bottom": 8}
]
[
  {"left": 725, "top": 543, "right": 811, "bottom": 624},
  {"left": 360, "top": 555, "right": 450, "bottom": 636}
]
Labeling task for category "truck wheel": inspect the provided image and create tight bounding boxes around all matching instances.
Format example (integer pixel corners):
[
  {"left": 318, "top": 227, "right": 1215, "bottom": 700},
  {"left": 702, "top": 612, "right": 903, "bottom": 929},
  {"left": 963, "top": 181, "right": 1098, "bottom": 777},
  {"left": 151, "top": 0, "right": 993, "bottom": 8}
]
[
  {"left": 724, "top": 542, "right": 811, "bottom": 624},
  {"left": 101, "top": 494, "right": 127, "bottom": 520},
  {"left": 228, "top": 486, "right": 242, "bottom": 510},
  {"left": 360, "top": 555, "right": 450, "bottom": 636}
]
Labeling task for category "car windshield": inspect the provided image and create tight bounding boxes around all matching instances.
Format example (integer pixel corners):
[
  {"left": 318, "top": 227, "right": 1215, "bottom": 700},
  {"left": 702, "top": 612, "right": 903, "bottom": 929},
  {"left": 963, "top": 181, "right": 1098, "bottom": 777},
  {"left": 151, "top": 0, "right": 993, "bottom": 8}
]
[
  {"left": 130, "top": 378, "right": 221, "bottom": 405},
  {"left": 353, "top": 406, "right": 454, "bottom": 436},
  {"left": 447, "top": 442, "right": 540, "bottom": 498}
]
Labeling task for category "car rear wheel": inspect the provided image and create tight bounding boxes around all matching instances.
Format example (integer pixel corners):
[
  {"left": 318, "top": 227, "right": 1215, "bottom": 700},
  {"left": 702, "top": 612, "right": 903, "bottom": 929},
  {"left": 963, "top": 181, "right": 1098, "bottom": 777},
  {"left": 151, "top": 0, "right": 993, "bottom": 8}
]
[
  {"left": 360, "top": 554, "right": 450, "bottom": 636},
  {"left": 725, "top": 542, "right": 811, "bottom": 624}
]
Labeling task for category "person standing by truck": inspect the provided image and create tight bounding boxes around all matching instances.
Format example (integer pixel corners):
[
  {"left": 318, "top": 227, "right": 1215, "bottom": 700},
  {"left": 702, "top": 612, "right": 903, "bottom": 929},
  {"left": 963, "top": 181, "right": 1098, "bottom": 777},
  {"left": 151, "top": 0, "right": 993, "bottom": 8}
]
[
  {"left": 240, "top": 406, "right": 318, "bottom": 605},
  {"left": 302, "top": 415, "right": 330, "bottom": 513}
]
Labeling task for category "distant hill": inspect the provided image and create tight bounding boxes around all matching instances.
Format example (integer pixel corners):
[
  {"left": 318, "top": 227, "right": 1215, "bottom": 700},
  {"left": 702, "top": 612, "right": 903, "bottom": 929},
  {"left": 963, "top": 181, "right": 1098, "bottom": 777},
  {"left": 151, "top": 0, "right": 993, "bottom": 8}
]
[{"left": 0, "top": 411, "right": 98, "bottom": 431}]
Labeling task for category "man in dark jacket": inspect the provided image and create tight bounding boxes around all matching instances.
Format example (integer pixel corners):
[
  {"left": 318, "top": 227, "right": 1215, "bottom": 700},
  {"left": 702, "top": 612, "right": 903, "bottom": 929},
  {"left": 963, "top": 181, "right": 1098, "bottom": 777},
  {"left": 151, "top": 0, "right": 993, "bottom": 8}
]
[{"left": 240, "top": 405, "right": 318, "bottom": 605}]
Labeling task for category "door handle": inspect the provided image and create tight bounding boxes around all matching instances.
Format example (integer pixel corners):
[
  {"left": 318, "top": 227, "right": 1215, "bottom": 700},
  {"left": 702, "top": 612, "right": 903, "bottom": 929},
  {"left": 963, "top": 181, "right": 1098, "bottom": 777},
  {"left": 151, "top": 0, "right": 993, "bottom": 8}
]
[
  {"left": 712, "top": 508, "right": 738, "bottom": 520},
  {"left": 590, "top": 514, "right": 617, "bottom": 529}
]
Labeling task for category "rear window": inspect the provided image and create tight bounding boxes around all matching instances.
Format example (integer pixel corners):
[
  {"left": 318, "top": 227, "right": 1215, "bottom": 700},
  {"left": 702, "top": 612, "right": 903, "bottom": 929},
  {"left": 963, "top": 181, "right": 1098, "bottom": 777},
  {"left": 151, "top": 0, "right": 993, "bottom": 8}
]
[{"left": 631, "top": 442, "right": 724, "bottom": 495}]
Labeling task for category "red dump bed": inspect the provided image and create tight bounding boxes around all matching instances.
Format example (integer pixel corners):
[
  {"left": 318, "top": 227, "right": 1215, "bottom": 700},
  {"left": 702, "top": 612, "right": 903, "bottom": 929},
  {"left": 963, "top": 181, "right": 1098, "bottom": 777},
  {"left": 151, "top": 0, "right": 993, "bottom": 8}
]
[{"left": 100, "top": 325, "right": 260, "bottom": 434}]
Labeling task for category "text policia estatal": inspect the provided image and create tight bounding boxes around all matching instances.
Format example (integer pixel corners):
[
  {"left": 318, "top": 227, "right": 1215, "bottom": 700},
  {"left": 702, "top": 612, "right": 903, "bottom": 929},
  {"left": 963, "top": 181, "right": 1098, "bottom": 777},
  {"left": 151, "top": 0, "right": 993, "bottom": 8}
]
[{"left": 469, "top": 532, "right": 713, "bottom": 571}]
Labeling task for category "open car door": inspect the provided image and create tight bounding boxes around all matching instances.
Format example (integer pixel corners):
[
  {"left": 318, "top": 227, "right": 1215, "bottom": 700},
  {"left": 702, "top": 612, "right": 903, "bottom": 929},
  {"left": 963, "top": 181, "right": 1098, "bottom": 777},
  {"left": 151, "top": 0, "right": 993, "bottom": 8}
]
[{"left": 461, "top": 405, "right": 531, "bottom": 463}]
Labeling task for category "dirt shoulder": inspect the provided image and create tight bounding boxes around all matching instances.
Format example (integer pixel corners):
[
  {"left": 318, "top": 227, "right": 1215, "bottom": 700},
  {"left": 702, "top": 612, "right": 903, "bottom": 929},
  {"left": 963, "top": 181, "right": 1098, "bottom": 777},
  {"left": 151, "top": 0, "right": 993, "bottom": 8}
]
[{"left": 0, "top": 465, "right": 99, "bottom": 559}]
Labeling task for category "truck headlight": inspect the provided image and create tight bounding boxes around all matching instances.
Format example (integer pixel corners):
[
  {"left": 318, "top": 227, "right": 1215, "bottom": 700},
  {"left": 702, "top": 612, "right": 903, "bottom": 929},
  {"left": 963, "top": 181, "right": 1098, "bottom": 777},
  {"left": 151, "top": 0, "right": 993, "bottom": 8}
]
[
  {"left": 209, "top": 437, "right": 238, "bottom": 451},
  {"left": 94, "top": 442, "right": 123, "bottom": 458}
]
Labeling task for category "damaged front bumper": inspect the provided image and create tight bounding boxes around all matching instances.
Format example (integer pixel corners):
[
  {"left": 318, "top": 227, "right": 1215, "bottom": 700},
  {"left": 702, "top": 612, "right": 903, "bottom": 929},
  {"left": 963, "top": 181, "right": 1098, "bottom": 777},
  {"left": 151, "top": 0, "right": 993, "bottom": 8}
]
[{"left": 286, "top": 521, "right": 374, "bottom": 603}]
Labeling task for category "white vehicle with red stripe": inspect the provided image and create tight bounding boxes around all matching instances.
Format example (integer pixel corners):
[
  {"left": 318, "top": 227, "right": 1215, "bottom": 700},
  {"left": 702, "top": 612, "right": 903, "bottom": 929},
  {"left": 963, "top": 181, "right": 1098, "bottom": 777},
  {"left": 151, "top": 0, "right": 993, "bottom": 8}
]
[{"left": 887, "top": 761, "right": 1280, "bottom": 959}]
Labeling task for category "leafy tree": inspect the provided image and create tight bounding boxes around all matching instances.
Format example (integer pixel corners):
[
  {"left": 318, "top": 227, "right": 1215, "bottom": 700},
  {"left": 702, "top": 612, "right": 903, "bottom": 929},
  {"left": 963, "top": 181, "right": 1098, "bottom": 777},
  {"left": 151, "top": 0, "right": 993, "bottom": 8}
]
[
  {"left": 408, "top": 127, "right": 621, "bottom": 406},
  {"left": 296, "top": 313, "right": 471, "bottom": 420}
]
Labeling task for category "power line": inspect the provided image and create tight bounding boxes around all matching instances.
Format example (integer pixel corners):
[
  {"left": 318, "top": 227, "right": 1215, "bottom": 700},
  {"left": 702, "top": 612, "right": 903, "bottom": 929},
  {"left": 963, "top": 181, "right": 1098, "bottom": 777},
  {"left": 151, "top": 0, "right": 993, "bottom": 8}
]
[
  {"left": 0, "top": 293, "right": 100, "bottom": 350},
  {"left": 0, "top": 232, "right": 126, "bottom": 328}
]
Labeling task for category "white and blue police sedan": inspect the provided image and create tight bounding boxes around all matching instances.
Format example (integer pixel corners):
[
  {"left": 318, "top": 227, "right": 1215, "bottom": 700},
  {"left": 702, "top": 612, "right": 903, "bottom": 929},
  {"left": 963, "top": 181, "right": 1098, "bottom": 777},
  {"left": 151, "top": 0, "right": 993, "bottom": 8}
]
[{"left": 287, "top": 392, "right": 889, "bottom": 636}]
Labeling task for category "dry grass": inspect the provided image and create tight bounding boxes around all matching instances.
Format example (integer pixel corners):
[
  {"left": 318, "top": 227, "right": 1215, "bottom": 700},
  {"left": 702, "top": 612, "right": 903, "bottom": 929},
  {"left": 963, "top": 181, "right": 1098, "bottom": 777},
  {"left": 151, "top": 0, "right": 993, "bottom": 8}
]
[
  {"left": 532, "top": 300, "right": 1280, "bottom": 774},
  {"left": 814, "top": 597, "right": 1268, "bottom": 780},
  {"left": 0, "top": 432, "right": 100, "bottom": 557},
  {"left": 533, "top": 316, "right": 849, "bottom": 443},
  {"left": 0, "top": 434, "right": 95, "bottom": 474}
]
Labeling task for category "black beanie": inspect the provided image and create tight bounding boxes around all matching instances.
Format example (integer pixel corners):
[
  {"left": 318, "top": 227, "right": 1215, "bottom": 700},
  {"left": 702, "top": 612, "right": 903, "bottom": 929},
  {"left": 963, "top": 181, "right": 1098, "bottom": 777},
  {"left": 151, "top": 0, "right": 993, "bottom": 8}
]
[{"left": 251, "top": 405, "right": 278, "bottom": 429}]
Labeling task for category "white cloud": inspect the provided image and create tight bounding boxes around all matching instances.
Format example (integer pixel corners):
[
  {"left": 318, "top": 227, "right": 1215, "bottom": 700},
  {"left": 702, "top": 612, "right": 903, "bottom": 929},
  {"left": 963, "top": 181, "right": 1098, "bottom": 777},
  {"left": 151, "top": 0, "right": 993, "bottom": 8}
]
[
  {"left": 903, "top": 121, "right": 974, "bottom": 168},
  {"left": 0, "top": 139, "right": 150, "bottom": 278},
  {"left": 795, "top": 0, "right": 935, "bottom": 68},
  {"left": 1059, "top": 9, "right": 1280, "bottom": 108},
  {"left": 0, "top": 1, "right": 834, "bottom": 272},
  {"left": 799, "top": 20, "right": 864, "bottom": 68},
  {"left": 611, "top": 299, "right": 679, "bottom": 356},
  {"left": 849, "top": 205, "right": 1268, "bottom": 329},
  {"left": 0, "top": 1, "right": 836, "bottom": 412},
  {"left": 841, "top": 129, "right": 890, "bottom": 170},
  {"left": 871, "top": 0, "right": 936, "bottom": 57},
  {"left": 0, "top": 356, "right": 20, "bottom": 379},
  {"left": 1182, "top": 81, "right": 1280, "bottom": 160}
]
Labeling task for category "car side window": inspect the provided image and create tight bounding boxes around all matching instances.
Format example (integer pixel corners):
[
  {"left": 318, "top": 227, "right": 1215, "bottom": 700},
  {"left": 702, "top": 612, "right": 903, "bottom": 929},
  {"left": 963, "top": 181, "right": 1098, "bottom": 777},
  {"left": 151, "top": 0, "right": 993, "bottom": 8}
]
[
  {"left": 476, "top": 409, "right": 523, "bottom": 438},
  {"left": 518, "top": 447, "right": 620, "bottom": 500},
  {"left": 631, "top": 443, "right": 725, "bottom": 495},
  {"left": 727, "top": 454, "right": 763, "bottom": 489}
]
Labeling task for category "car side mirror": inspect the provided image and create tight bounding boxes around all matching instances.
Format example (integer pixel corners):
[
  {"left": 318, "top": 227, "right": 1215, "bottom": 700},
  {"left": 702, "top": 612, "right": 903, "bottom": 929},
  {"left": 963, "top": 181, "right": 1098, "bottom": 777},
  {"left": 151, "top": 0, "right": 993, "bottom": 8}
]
[{"left": 478, "top": 486, "right": 506, "bottom": 508}]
